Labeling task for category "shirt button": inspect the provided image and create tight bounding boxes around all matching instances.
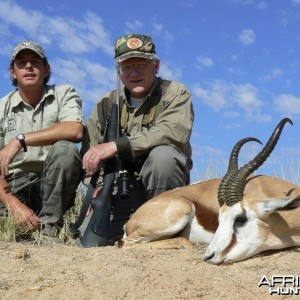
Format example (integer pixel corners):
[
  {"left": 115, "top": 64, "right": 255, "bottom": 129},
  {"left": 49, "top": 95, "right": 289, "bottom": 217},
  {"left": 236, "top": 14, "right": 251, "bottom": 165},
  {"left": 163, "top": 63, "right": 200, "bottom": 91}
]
[{"left": 33, "top": 120, "right": 36, "bottom": 123}]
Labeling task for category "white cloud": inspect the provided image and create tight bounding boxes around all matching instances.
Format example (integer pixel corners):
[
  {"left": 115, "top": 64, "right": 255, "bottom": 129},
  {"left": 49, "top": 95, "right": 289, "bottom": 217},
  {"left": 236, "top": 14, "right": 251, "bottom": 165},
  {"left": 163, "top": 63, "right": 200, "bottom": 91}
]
[
  {"left": 274, "top": 94, "right": 300, "bottom": 116},
  {"left": 231, "top": 83, "right": 262, "bottom": 112},
  {"left": 125, "top": 20, "right": 144, "bottom": 32},
  {"left": 291, "top": 59, "right": 300, "bottom": 71},
  {"left": 50, "top": 57, "right": 116, "bottom": 111},
  {"left": 228, "top": 0, "right": 267, "bottom": 9},
  {"left": 257, "top": 2, "right": 267, "bottom": 9},
  {"left": 0, "top": 0, "right": 118, "bottom": 110},
  {"left": 192, "top": 144, "right": 223, "bottom": 157},
  {"left": 151, "top": 22, "right": 174, "bottom": 45},
  {"left": 158, "top": 61, "right": 182, "bottom": 81},
  {"left": 196, "top": 55, "right": 214, "bottom": 69},
  {"left": 260, "top": 68, "right": 282, "bottom": 81},
  {"left": 192, "top": 80, "right": 270, "bottom": 121},
  {"left": 226, "top": 67, "right": 245, "bottom": 76},
  {"left": 230, "top": 54, "right": 238, "bottom": 61},
  {"left": 238, "top": 29, "right": 256, "bottom": 46},
  {"left": 192, "top": 81, "right": 228, "bottom": 112},
  {"left": 0, "top": 1, "right": 43, "bottom": 36},
  {"left": 0, "top": 1, "right": 113, "bottom": 56},
  {"left": 228, "top": 0, "right": 254, "bottom": 5}
]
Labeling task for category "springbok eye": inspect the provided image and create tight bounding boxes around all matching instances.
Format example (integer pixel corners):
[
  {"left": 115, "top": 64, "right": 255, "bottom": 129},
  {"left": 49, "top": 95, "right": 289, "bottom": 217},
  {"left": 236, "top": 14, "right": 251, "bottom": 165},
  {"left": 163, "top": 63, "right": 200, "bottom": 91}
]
[{"left": 233, "top": 214, "right": 248, "bottom": 231}]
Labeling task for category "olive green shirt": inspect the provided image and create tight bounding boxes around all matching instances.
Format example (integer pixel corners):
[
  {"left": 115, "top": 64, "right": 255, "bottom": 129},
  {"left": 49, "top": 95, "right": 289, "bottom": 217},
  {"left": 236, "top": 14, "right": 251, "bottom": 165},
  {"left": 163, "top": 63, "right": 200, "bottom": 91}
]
[
  {"left": 0, "top": 84, "right": 85, "bottom": 174},
  {"left": 82, "top": 77, "right": 194, "bottom": 168}
]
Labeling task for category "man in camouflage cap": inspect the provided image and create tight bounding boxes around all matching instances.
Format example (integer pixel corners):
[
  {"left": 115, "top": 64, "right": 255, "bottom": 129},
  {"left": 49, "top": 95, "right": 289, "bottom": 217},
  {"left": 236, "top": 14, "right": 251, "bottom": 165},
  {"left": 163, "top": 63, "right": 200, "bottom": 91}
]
[
  {"left": 0, "top": 41, "right": 85, "bottom": 241},
  {"left": 80, "top": 33, "right": 194, "bottom": 247}
]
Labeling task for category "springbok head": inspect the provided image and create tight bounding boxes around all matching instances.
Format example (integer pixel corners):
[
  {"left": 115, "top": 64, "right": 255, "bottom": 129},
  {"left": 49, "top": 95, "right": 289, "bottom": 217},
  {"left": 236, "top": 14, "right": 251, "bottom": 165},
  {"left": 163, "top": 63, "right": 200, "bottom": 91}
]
[{"left": 203, "top": 118, "right": 300, "bottom": 264}]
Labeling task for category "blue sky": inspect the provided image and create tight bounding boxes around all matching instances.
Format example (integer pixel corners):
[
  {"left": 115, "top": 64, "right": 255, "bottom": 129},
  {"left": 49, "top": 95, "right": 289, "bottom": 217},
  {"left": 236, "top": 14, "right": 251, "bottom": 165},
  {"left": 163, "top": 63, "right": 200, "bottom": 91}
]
[{"left": 1, "top": 0, "right": 300, "bottom": 183}]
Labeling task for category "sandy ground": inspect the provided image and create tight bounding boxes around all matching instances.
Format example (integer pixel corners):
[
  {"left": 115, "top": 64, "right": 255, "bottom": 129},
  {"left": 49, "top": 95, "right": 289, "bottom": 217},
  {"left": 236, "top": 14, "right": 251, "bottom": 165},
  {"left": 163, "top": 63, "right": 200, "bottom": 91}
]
[{"left": 0, "top": 240, "right": 299, "bottom": 300}]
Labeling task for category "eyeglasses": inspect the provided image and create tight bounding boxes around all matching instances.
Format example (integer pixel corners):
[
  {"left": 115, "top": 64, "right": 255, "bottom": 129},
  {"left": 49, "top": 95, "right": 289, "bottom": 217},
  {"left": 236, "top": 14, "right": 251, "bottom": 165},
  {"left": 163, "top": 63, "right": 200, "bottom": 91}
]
[{"left": 118, "top": 61, "right": 153, "bottom": 76}]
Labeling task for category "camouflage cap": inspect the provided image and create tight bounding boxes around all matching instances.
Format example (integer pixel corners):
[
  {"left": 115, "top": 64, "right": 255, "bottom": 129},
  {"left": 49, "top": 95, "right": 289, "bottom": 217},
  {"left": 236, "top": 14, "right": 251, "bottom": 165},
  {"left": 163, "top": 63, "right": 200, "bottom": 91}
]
[
  {"left": 115, "top": 34, "right": 157, "bottom": 63},
  {"left": 12, "top": 41, "right": 45, "bottom": 61}
]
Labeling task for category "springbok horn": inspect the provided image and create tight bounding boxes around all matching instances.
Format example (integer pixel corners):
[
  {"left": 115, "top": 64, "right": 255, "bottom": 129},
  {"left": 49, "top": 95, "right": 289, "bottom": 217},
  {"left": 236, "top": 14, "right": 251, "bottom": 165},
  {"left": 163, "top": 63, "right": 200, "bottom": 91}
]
[
  {"left": 218, "top": 137, "right": 262, "bottom": 207},
  {"left": 225, "top": 118, "right": 293, "bottom": 206}
]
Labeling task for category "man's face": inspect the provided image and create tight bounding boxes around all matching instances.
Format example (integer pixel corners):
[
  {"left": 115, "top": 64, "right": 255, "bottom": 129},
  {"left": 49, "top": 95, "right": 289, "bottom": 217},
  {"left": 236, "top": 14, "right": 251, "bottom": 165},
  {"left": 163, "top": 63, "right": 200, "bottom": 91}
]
[
  {"left": 10, "top": 50, "right": 50, "bottom": 89},
  {"left": 118, "top": 57, "right": 160, "bottom": 98}
]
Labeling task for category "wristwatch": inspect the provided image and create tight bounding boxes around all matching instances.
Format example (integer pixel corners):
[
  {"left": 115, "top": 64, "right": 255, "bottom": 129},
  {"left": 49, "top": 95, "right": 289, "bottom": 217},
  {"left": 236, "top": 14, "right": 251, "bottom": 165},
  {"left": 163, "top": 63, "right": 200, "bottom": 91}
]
[{"left": 16, "top": 133, "right": 27, "bottom": 152}]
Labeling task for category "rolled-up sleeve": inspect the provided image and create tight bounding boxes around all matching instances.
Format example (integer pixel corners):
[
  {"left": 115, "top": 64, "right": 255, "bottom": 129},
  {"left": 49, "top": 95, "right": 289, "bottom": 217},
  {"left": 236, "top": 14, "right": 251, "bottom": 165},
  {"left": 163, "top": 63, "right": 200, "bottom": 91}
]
[{"left": 57, "top": 85, "right": 86, "bottom": 125}]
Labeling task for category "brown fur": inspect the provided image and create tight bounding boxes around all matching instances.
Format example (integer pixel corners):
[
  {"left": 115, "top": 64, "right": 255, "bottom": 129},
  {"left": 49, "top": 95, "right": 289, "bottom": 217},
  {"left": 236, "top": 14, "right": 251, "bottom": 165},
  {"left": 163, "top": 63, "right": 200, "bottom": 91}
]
[{"left": 123, "top": 175, "right": 300, "bottom": 250}]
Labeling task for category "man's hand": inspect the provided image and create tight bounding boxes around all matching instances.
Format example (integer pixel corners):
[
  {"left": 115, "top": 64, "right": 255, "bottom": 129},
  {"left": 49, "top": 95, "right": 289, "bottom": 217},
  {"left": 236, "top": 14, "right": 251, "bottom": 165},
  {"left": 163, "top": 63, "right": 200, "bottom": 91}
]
[
  {"left": 7, "top": 197, "right": 41, "bottom": 231},
  {"left": 0, "top": 139, "right": 22, "bottom": 178},
  {"left": 83, "top": 141, "right": 117, "bottom": 174}
]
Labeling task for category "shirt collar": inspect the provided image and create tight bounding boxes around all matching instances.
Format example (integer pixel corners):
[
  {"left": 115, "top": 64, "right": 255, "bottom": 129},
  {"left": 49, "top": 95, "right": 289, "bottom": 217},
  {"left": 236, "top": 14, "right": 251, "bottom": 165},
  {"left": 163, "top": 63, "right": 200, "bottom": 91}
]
[{"left": 9, "top": 85, "right": 55, "bottom": 108}]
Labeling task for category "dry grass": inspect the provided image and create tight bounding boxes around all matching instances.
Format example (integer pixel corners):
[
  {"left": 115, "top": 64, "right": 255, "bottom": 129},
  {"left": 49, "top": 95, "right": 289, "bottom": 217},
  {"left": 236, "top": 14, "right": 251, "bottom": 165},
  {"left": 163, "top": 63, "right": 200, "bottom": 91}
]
[
  {"left": 0, "top": 185, "right": 85, "bottom": 245},
  {"left": 58, "top": 185, "right": 85, "bottom": 243},
  {"left": 192, "top": 160, "right": 224, "bottom": 182},
  {"left": 0, "top": 213, "right": 30, "bottom": 242}
]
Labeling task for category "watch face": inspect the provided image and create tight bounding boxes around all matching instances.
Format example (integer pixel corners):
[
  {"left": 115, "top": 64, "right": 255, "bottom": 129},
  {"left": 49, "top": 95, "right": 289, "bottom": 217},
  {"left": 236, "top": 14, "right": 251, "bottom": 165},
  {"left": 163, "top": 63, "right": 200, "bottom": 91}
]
[
  {"left": 16, "top": 133, "right": 27, "bottom": 152},
  {"left": 17, "top": 133, "right": 25, "bottom": 140}
]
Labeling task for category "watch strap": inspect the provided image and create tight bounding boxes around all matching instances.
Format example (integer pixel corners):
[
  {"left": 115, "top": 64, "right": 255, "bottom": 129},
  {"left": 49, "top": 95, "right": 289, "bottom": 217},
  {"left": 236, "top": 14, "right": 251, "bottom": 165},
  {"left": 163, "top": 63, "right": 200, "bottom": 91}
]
[{"left": 16, "top": 134, "right": 27, "bottom": 152}]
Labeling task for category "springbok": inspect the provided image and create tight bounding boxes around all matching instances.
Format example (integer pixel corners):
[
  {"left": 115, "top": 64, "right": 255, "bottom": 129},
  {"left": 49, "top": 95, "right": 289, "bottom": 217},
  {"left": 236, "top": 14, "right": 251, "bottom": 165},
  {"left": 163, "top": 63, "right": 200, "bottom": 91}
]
[{"left": 121, "top": 118, "right": 300, "bottom": 264}]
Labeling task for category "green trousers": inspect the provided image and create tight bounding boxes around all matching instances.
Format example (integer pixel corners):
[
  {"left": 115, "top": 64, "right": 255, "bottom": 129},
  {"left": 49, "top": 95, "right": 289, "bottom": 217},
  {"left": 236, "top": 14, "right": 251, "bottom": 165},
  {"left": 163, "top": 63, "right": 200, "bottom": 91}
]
[{"left": 2, "top": 140, "right": 82, "bottom": 236}]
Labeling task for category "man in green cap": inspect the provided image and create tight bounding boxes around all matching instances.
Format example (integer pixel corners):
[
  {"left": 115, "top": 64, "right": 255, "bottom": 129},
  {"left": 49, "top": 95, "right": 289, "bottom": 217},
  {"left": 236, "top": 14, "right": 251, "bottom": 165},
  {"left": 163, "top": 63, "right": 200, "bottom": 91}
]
[
  {"left": 0, "top": 41, "right": 85, "bottom": 239},
  {"left": 80, "top": 33, "right": 194, "bottom": 246}
]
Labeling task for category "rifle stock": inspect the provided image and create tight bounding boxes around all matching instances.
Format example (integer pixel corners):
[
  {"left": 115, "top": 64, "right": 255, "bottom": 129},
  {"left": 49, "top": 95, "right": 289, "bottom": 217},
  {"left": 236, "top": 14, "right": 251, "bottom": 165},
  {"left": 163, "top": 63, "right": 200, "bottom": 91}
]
[{"left": 80, "top": 102, "right": 119, "bottom": 247}]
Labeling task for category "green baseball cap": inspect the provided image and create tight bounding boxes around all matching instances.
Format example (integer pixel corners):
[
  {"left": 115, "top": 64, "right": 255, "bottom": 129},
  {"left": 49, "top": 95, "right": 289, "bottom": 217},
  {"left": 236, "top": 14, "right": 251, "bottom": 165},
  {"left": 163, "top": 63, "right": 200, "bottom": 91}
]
[
  {"left": 115, "top": 34, "right": 157, "bottom": 63},
  {"left": 12, "top": 41, "right": 45, "bottom": 60}
]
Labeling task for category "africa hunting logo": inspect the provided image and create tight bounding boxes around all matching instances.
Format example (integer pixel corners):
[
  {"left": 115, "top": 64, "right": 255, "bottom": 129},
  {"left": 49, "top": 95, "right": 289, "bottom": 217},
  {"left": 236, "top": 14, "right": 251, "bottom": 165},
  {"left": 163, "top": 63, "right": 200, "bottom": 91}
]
[{"left": 258, "top": 275, "right": 300, "bottom": 295}]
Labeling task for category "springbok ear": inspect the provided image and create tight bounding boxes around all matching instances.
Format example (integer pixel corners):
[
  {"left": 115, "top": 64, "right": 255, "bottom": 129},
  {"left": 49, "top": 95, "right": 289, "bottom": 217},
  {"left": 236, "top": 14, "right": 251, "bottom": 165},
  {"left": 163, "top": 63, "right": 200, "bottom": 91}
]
[{"left": 257, "top": 195, "right": 300, "bottom": 215}]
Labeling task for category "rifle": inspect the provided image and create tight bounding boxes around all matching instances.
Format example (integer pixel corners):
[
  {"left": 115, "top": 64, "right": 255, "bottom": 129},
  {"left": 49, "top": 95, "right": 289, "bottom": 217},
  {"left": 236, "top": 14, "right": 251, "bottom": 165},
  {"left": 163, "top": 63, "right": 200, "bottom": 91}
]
[{"left": 69, "top": 75, "right": 122, "bottom": 248}]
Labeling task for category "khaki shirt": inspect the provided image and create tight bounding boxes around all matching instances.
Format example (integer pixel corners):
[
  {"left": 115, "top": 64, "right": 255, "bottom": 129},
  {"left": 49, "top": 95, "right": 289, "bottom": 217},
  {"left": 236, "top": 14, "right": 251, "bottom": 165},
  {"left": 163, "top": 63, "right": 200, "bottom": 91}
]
[
  {"left": 82, "top": 77, "right": 194, "bottom": 168},
  {"left": 0, "top": 84, "right": 85, "bottom": 174}
]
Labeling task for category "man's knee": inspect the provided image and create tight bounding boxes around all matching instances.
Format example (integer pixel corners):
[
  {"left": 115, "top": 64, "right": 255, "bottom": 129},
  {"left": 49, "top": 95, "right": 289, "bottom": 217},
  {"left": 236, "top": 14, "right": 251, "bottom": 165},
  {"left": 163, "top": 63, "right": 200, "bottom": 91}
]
[
  {"left": 141, "top": 145, "right": 189, "bottom": 184},
  {"left": 146, "top": 145, "right": 183, "bottom": 175},
  {"left": 48, "top": 141, "right": 81, "bottom": 165},
  {"left": 46, "top": 141, "right": 81, "bottom": 169},
  {"left": 140, "top": 145, "right": 190, "bottom": 198}
]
